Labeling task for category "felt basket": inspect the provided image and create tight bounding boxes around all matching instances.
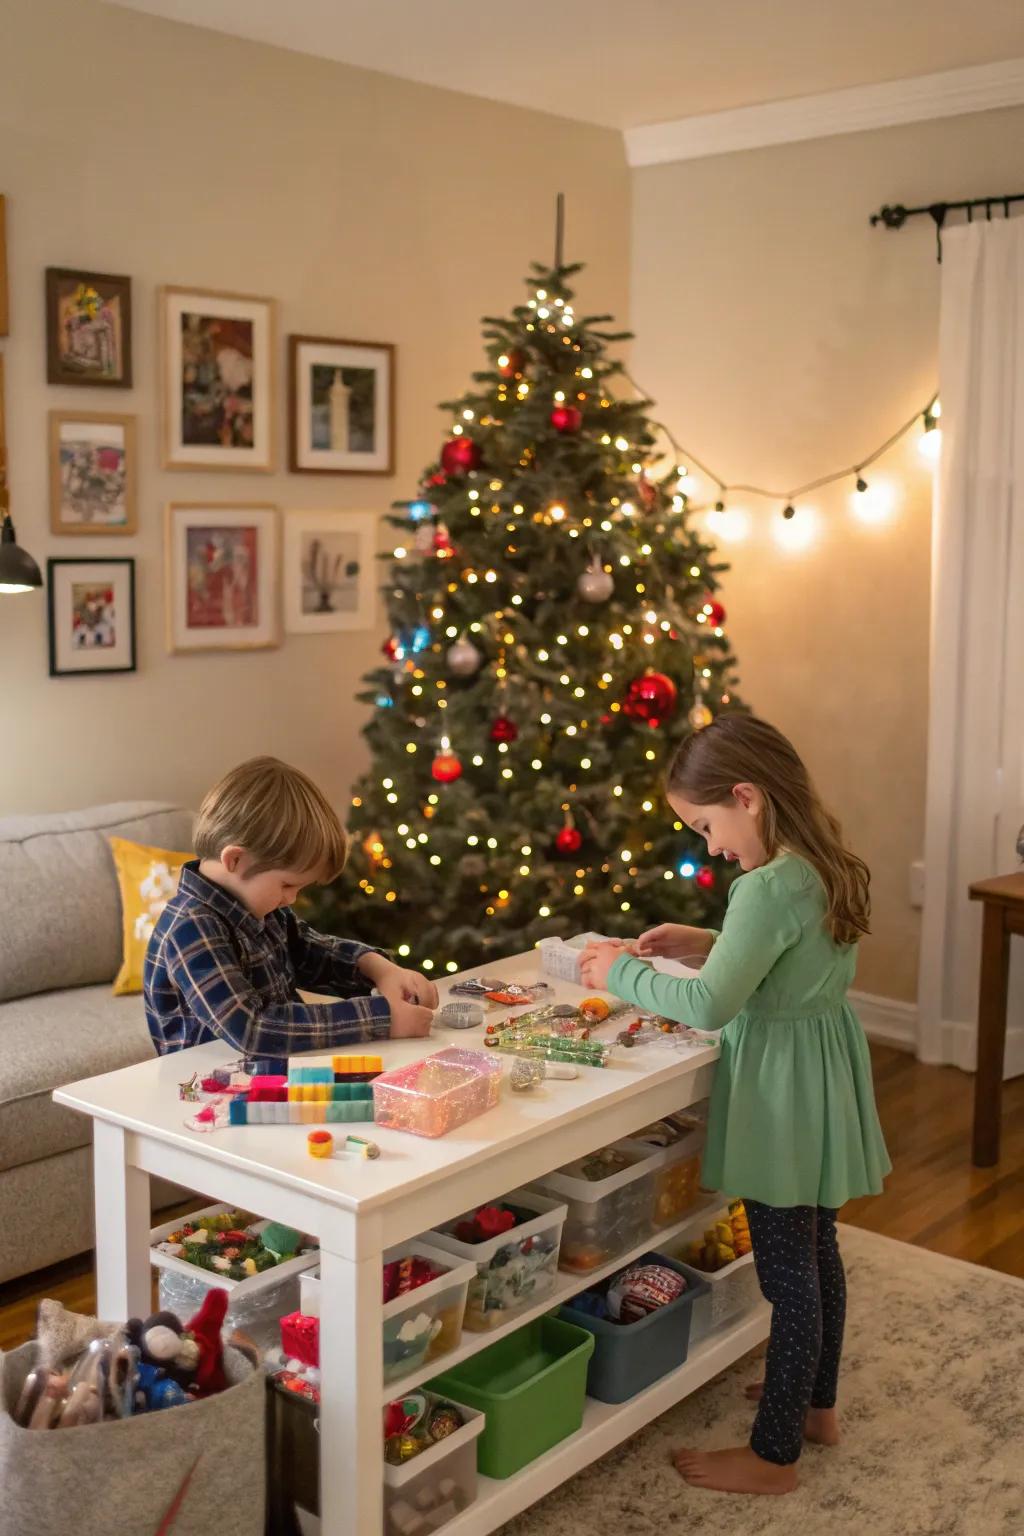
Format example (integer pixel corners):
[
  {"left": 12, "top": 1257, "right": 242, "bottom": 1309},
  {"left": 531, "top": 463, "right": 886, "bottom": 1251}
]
[{"left": 0, "top": 1341, "right": 265, "bottom": 1536}]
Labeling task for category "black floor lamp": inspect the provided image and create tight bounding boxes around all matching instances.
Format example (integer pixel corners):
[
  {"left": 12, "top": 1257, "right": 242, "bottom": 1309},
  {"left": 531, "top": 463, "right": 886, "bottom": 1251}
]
[{"left": 0, "top": 354, "right": 42, "bottom": 595}]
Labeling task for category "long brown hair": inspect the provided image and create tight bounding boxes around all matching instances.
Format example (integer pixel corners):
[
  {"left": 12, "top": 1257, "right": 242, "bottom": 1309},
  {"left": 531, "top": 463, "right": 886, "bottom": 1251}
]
[{"left": 667, "top": 715, "right": 870, "bottom": 945}]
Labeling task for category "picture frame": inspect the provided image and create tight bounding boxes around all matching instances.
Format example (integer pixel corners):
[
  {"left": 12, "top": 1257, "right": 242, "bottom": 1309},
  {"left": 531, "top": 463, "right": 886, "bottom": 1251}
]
[
  {"left": 47, "top": 557, "right": 136, "bottom": 677},
  {"left": 0, "top": 196, "right": 8, "bottom": 337},
  {"left": 283, "top": 510, "right": 377, "bottom": 634},
  {"left": 288, "top": 334, "right": 394, "bottom": 475},
  {"left": 49, "top": 410, "right": 137, "bottom": 535},
  {"left": 165, "top": 502, "right": 280, "bottom": 653},
  {"left": 45, "top": 268, "right": 132, "bottom": 387},
  {"left": 161, "top": 286, "right": 276, "bottom": 472}
]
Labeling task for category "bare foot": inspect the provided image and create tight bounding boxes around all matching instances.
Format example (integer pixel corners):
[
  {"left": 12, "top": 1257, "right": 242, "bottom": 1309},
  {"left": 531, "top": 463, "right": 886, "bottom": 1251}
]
[
  {"left": 804, "top": 1406, "right": 841, "bottom": 1446},
  {"left": 671, "top": 1445, "right": 798, "bottom": 1494}
]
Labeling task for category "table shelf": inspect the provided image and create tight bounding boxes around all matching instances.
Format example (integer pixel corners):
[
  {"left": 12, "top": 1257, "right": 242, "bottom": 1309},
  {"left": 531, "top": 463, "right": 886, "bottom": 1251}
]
[{"left": 381, "top": 1193, "right": 722, "bottom": 1401}]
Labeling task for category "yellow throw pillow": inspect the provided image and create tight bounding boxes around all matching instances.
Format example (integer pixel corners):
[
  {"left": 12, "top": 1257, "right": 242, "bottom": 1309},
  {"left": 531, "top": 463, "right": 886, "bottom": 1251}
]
[{"left": 108, "top": 835, "right": 192, "bottom": 996}]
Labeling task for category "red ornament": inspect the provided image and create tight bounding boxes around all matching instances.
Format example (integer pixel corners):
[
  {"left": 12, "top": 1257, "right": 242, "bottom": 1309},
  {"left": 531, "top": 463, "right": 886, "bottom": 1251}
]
[
  {"left": 555, "top": 825, "right": 583, "bottom": 855},
  {"left": 433, "top": 523, "right": 452, "bottom": 551},
  {"left": 382, "top": 635, "right": 401, "bottom": 662},
  {"left": 489, "top": 715, "right": 519, "bottom": 744},
  {"left": 431, "top": 752, "right": 463, "bottom": 784},
  {"left": 499, "top": 348, "right": 527, "bottom": 379},
  {"left": 426, "top": 471, "right": 447, "bottom": 488},
  {"left": 623, "top": 672, "right": 678, "bottom": 726},
  {"left": 703, "top": 595, "right": 726, "bottom": 627},
  {"left": 636, "top": 474, "right": 658, "bottom": 510},
  {"left": 550, "top": 404, "right": 582, "bottom": 434},
  {"left": 440, "top": 437, "right": 482, "bottom": 475},
  {"left": 695, "top": 866, "right": 715, "bottom": 890}
]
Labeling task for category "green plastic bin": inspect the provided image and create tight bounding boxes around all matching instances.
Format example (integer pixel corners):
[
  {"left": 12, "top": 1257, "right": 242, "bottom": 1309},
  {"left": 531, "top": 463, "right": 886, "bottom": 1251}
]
[{"left": 428, "top": 1316, "right": 594, "bottom": 1479}]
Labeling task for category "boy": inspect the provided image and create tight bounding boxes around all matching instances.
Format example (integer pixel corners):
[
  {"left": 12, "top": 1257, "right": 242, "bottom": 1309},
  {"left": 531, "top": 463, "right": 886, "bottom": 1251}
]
[{"left": 145, "top": 756, "right": 437, "bottom": 1056}]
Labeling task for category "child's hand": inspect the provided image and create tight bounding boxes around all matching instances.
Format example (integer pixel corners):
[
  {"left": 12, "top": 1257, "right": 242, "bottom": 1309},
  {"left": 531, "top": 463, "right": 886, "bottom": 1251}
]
[
  {"left": 634, "top": 924, "right": 713, "bottom": 964},
  {"left": 579, "top": 942, "right": 624, "bottom": 991},
  {"left": 359, "top": 954, "right": 440, "bottom": 1010},
  {"left": 388, "top": 997, "right": 435, "bottom": 1038}
]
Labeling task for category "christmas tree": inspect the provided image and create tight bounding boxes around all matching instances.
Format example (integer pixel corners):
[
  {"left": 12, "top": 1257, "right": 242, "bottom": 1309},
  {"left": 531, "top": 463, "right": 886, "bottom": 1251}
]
[{"left": 308, "top": 252, "right": 742, "bottom": 977}]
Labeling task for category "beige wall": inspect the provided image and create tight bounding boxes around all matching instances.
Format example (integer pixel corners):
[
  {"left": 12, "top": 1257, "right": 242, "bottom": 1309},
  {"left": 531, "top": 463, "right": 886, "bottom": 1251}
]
[
  {"left": 0, "top": 0, "right": 629, "bottom": 815},
  {"left": 632, "top": 107, "right": 1024, "bottom": 1000}
]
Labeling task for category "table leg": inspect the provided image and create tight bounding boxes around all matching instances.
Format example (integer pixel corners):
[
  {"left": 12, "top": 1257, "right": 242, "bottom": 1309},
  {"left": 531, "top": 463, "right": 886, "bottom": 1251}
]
[
  {"left": 972, "top": 902, "right": 1010, "bottom": 1167},
  {"left": 318, "top": 1245, "right": 383, "bottom": 1536},
  {"left": 93, "top": 1120, "right": 151, "bottom": 1318}
]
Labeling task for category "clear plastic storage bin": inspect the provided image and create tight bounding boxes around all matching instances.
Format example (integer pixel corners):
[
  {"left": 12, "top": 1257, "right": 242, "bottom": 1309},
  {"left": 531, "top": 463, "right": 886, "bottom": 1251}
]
[
  {"left": 619, "top": 1130, "right": 706, "bottom": 1229},
  {"left": 683, "top": 1251, "right": 761, "bottom": 1342},
  {"left": 372, "top": 1048, "right": 503, "bottom": 1138},
  {"left": 384, "top": 1399, "right": 484, "bottom": 1535},
  {"left": 529, "top": 1142, "right": 659, "bottom": 1273},
  {"left": 150, "top": 1203, "right": 319, "bottom": 1295},
  {"left": 427, "top": 1189, "right": 567, "bottom": 1331},
  {"left": 536, "top": 933, "right": 610, "bottom": 985}
]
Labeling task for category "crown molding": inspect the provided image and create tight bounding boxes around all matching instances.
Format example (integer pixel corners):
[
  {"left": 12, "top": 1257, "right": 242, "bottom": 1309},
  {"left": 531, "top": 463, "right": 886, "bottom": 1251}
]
[{"left": 626, "top": 56, "right": 1024, "bottom": 168}]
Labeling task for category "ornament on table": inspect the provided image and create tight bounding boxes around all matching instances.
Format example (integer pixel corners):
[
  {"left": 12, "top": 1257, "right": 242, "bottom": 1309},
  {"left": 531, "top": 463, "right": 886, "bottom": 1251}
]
[
  {"left": 688, "top": 701, "right": 713, "bottom": 730},
  {"left": 440, "top": 437, "right": 481, "bottom": 475},
  {"left": 431, "top": 750, "right": 463, "bottom": 784},
  {"left": 623, "top": 671, "right": 678, "bottom": 725},
  {"left": 606, "top": 1263, "right": 686, "bottom": 1324},
  {"left": 489, "top": 714, "right": 518, "bottom": 744},
  {"left": 446, "top": 636, "right": 483, "bottom": 676},
  {"left": 577, "top": 556, "right": 614, "bottom": 604},
  {"left": 550, "top": 404, "right": 582, "bottom": 434},
  {"left": 498, "top": 348, "right": 528, "bottom": 379},
  {"left": 695, "top": 865, "right": 715, "bottom": 890},
  {"left": 702, "top": 594, "right": 726, "bottom": 627},
  {"left": 555, "top": 815, "right": 583, "bottom": 856}
]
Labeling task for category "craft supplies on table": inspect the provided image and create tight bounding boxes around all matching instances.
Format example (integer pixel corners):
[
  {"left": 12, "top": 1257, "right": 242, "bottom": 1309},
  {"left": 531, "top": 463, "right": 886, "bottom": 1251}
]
[
  {"left": 429, "top": 1315, "right": 594, "bottom": 1479},
  {"left": 384, "top": 1395, "right": 485, "bottom": 1536},
  {"left": 372, "top": 1047, "right": 503, "bottom": 1138},
  {"left": 427, "top": 1189, "right": 567, "bottom": 1331},
  {"left": 436, "top": 1001, "right": 486, "bottom": 1029},
  {"left": 536, "top": 933, "right": 611, "bottom": 985},
  {"left": 150, "top": 1203, "right": 319, "bottom": 1294},
  {"left": 559, "top": 1253, "right": 709, "bottom": 1403},
  {"left": 528, "top": 1141, "right": 661, "bottom": 1273},
  {"left": 484, "top": 1025, "right": 614, "bottom": 1068}
]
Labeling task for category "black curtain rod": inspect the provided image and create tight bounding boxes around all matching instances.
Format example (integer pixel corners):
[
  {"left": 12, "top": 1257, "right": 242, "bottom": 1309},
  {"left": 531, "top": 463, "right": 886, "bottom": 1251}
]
[{"left": 870, "top": 194, "right": 1024, "bottom": 261}]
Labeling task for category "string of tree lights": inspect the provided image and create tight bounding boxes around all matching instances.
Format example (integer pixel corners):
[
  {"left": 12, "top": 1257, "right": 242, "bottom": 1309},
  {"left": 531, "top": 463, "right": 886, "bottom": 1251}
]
[
  {"left": 631, "top": 377, "right": 941, "bottom": 553},
  {"left": 302, "top": 258, "right": 745, "bottom": 973}
]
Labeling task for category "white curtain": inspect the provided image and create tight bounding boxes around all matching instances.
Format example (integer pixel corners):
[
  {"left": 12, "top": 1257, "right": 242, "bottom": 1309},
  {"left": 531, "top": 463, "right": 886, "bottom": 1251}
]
[{"left": 917, "top": 217, "right": 1024, "bottom": 1073}]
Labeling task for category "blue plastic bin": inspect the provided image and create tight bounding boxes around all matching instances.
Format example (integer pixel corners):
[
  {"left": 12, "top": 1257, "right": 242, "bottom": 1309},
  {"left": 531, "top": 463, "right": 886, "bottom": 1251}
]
[{"left": 559, "top": 1253, "right": 709, "bottom": 1403}]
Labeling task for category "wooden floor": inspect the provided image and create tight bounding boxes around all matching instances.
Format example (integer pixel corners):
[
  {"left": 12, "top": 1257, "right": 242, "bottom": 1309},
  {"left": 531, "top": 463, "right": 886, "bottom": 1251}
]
[{"left": 1, "top": 1045, "right": 1022, "bottom": 1351}]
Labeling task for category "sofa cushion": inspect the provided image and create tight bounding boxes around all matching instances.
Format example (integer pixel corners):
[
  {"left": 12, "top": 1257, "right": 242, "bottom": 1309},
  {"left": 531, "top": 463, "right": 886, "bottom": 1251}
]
[
  {"left": 0, "top": 802, "right": 194, "bottom": 1002},
  {"left": 0, "top": 984, "right": 157, "bottom": 1173}
]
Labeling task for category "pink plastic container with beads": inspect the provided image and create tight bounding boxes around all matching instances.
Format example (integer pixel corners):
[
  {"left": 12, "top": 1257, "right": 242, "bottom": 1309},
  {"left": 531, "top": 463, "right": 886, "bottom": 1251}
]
[{"left": 372, "top": 1048, "right": 503, "bottom": 1138}]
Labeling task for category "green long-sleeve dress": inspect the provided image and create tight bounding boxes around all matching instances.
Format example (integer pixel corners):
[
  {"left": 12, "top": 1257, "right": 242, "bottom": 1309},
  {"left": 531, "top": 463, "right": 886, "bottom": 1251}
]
[{"left": 607, "top": 853, "right": 891, "bottom": 1210}]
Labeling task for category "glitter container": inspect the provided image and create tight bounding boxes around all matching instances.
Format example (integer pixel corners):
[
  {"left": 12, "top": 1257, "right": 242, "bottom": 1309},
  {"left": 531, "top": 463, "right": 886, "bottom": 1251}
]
[{"left": 372, "top": 1048, "right": 504, "bottom": 1138}]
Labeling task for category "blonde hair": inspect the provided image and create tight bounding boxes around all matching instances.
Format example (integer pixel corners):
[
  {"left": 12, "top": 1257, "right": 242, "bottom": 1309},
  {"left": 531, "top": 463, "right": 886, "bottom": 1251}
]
[
  {"left": 194, "top": 756, "right": 348, "bottom": 883},
  {"left": 667, "top": 715, "right": 870, "bottom": 946}
]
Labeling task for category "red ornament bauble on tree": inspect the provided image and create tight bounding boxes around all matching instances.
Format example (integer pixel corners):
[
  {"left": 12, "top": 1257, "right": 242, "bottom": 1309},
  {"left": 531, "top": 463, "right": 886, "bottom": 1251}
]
[
  {"left": 703, "top": 594, "right": 726, "bottom": 627},
  {"left": 382, "top": 635, "right": 401, "bottom": 662},
  {"left": 555, "top": 825, "right": 583, "bottom": 855},
  {"left": 695, "top": 866, "right": 715, "bottom": 891},
  {"left": 636, "top": 473, "right": 658, "bottom": 511},
  {"left": 489, "top": 715, "right": 519, "bottom": 744},
  {"left": 499, "top": 348, "right": 527, "bottom": 379},
  {"left": 623, "top": 672, "right": 678, "bottom": 726},
  {"left": 550, "top": 404, "right": 582, "bottom": 434},
  {"left": 426, "top": 471, "right": 447, "bottom": 488},
  {"left": 431, "top": 752, "right": 463, "bottom": 784},
  {"left": 440, "top": 437, "right": 482, "bottom": 476}
]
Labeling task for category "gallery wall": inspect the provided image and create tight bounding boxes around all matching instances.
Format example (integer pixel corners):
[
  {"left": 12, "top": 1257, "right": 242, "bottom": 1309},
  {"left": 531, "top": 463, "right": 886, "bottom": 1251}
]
[
  {"left": 0, "top": 0, "right": 630, "bottom": 814},
  {"left": 631, "top": 105, "right": 1024, "bottom": 1001}
]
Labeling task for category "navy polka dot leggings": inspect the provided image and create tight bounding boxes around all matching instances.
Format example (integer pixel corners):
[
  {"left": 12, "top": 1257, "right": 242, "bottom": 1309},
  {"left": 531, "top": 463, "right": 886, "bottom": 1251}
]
[{"left": 745, "top": 1201, "right": 846, "bottom": 1466}]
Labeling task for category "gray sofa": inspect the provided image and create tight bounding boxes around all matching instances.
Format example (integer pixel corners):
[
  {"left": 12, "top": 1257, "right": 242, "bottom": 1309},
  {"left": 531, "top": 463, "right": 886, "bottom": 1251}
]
[{"left": 0, "top": 802, "right": 195, "bottom": 1284}]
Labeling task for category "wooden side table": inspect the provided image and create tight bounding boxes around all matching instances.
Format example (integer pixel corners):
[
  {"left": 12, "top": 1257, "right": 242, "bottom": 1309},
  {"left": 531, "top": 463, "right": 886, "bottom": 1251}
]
[{"left": 968, "top": 872, "right": 1024, "bottom": 1166}]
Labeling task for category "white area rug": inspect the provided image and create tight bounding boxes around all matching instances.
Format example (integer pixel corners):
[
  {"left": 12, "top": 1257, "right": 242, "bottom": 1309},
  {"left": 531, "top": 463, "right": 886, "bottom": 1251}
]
[{"left": 499, "top": 1225, "right": 1024, "bottom": 1536}]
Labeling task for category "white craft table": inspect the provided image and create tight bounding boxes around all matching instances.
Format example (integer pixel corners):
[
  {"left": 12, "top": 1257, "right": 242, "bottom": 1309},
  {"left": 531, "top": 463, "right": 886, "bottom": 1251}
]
[{"left": 55, "top": 951, "right": 768, "bottom": 1536}]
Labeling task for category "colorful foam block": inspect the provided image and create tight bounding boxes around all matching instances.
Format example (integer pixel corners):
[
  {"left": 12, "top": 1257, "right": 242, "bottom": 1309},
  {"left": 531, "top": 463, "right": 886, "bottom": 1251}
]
[
  {"left": 288, "top": 1066, "right": 334, "bottom": 1085},
  {"left": 287, "top": 1082, "right": 375, "bottom": 1103},
  {"left": 248, "top": 1079, "right": 288, "bottom": 1102},
  {"left": 227, "top": 1099, "right": 376, "bottom": 1126},
  {"left": 332, "top": 1055, "right": 382, "bottom": 1075}
]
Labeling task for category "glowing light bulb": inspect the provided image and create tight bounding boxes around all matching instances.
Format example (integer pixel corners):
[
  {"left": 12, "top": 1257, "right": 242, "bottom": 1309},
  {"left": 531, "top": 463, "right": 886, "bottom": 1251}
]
[
  {"left": 772, "top": 503, "right": 820, "bottom": 553},
  {"left": 382, "top": 778, "right": 393, "bottom": 789},
  {"left": 549, "top": 504, "right": 566, "bottom": 522},
  {"left": 850, "top": 474, "right": 896, "bottom": 525},
  {"left": 577, "top": 624, "right": 589, "bottom": 636},
  {"left": 462, "top": 408, "right": 474, "bottom": 421},
  {"left": 398, "top": 944, "right": 411, "bottom": 956},
  {"left": 538, "top": 905, "right": 551, "bottom": 918},
  {"left": 615, "top": 436, "right": 629, "bottom": 451},
  {"left": 580, "top": 757, "right": 592, "bottom": 769},
  {"left": 472, "top": 753, "right": 483, "bottom": 766},
  {"left": 706, "top": 506, "right": 751, "bottom": 544},
  {"left": 423, "top": 959, "right": 434, "bottom": 970},
  {"left": 554, "top": 390, "right": 566, "bottom": 402},
  {"left": 393, "top": 547, "right": 407, "bottom": 559}
]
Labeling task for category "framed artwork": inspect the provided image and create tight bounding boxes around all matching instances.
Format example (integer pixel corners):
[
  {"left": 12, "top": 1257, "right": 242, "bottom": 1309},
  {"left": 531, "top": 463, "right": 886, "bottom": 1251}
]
[
  {"left": 165, "top": 502, "right": 279, "bottom": 653},
  {"left": 0, "top": 196, "right": 8, "bottom": 337},
  {"left": 45, "top": 268, "right": 132, "bottom": 387},
  {"left": 49, "top": 411, "right": 137, "bottom": 535},
  {"left": 283, "top": 510, "right": 376, "bottom": 634},
  {"left": 47, "top": 558, "right": 136, "bottom": 676},
  {"left": 288, "top": 335, "right": 394, "bottom": 475},
  {"left": 161, "top": 286, "right": 275, "bottom": 472}
]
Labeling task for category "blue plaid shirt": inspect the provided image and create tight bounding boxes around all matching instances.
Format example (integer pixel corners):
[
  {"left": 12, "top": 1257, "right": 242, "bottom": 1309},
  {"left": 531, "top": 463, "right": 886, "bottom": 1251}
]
[{"left": 144, "top": 861, "right": 391, "bottom": 1057}]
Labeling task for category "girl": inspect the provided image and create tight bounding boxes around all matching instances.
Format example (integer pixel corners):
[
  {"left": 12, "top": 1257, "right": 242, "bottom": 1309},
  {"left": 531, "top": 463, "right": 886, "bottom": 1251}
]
[{"left": 580, "top": 714, "right": 890, "bottom": 1496}]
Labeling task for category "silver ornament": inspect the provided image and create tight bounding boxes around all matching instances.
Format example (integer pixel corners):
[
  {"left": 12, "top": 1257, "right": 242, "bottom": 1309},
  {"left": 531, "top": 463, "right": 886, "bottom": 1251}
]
[
  {"left": 577, "top": 560, "right": 614, "bottom": 604},
  {"left": 447, "top": 638, "right": 483, "bottom": 676}
]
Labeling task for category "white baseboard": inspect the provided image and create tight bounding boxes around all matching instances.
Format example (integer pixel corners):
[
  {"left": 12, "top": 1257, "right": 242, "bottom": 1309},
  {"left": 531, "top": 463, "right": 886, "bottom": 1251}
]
[
  {"left": 848, "top": 989, "right": 918, "bottom": 1052},
  {"left": 937, "top": 1019, "right": 1024, "bottom": 1079}
]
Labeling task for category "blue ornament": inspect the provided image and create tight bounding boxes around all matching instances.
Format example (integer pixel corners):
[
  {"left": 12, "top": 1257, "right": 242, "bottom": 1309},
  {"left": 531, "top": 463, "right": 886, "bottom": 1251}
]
[
  {"left": 408, "top": 500, "right": 433, "bottom": 522},
  {"left": 410, "top": 625, "right": 431, "bottom": 654},
  {"left": 375, "top": 693, "right": 394, "bottom": 709},
  {"left": 679, "top": 861, "right": 696, "bottom": 878}
]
